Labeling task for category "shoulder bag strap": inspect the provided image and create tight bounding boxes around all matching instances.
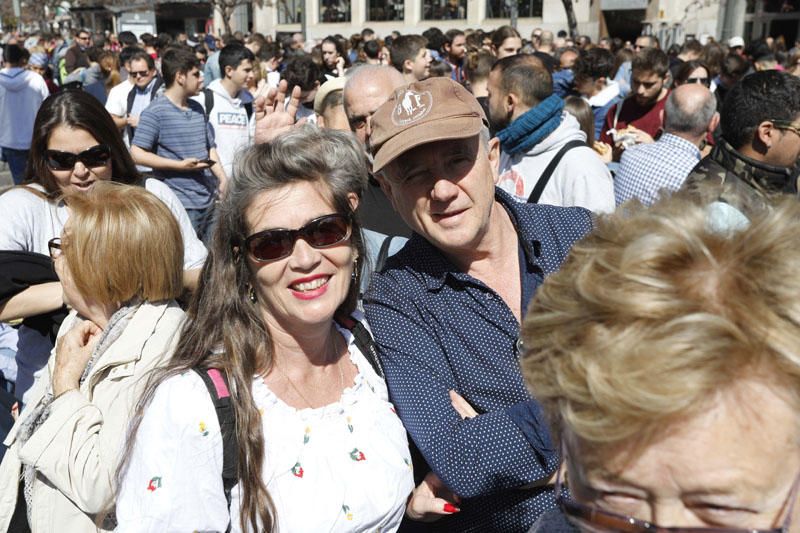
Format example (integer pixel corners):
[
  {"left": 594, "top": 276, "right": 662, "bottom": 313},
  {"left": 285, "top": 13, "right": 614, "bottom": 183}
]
[
  {"left": 334, "top": 314, "right": 385, "bottom": 380},
  {"left": 193, "top": 367, "right": 237, "bottom": 533},
  {"left": 527, "top": 140, "right": 586, "bottom": 204}
]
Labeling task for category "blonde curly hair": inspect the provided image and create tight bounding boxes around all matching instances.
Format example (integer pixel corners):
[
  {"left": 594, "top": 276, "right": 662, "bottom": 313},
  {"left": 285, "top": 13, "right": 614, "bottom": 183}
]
[{"left": 522, "top": 193, "right": 800, "bottom": 460}]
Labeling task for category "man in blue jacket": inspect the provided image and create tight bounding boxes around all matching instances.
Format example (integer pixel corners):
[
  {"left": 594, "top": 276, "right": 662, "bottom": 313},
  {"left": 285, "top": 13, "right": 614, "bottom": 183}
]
[{"left": 363, "top": 77, "right": 593, "bottom": 531}]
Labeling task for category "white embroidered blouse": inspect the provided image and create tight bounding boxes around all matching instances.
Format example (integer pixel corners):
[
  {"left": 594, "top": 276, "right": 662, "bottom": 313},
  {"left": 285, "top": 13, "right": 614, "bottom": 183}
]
[{"left": 115, "top": 320, "right": 415, "bottom": 533}]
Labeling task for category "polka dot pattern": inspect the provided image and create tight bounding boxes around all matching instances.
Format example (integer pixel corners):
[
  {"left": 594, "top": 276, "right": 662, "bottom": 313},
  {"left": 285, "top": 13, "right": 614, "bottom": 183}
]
[{"left": 364, "top": 188, "right": 594, "bottom": 532}]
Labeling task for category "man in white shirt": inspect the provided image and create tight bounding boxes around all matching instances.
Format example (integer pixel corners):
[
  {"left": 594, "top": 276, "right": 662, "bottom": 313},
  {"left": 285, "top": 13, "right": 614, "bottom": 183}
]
[
  {"left": 105, "top": 46, "right": 140, "bottom": 146},
  {"left": 193, "top": 43, "right": 255, "bottom": 179}
]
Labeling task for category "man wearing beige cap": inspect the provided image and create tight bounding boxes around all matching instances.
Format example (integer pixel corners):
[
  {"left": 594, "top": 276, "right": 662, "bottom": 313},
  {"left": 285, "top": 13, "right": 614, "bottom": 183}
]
[{"left": 363, "top": 77, "right": 593, "bottom": 531}]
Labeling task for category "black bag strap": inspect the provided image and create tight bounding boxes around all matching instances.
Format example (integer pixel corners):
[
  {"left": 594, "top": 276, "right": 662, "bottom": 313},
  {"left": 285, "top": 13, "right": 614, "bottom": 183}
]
[
  {"left": 203, "top": 87, "right": 215, "bottom": 116},
  {"left": 193, "top": 367, "right": 237, "bottom": 533},
  {"left": 244, "top": 101, "right": 253, "bottom": 120},
  {"left": 375, "top": 235, "right": 395, "bottom": 273},
  {"left": 527, "top": 140, "right": 586, "bottom": 204},
  {"left": 334, "top": 314, "right": 385, "bottom": 380}
]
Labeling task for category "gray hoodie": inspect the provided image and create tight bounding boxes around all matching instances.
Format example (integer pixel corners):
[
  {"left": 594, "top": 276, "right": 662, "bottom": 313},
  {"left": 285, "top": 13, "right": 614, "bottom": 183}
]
[{"left": 0, "top": 67, "right": 50, "bottom": 149}]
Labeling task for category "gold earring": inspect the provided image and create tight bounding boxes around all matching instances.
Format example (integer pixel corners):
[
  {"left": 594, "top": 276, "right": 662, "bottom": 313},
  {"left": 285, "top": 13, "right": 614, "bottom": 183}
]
[{"left": 248, "top": 285, "right": 256, "bottom": 303}]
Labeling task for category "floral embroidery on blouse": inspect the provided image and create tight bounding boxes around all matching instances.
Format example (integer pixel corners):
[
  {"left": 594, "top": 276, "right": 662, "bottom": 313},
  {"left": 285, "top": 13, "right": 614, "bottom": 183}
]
[
  {"left": 291, "top": 462, "right": 304, "bottom": 478},
  {"left": 199, "top": 421, "right": 209, "bottom": 436},
  {"left": 346, "top": 416, "right": 354, "bottom": 433},
  {"left": 146, "top": 476, "right": 162, "bottom": 492},
  {"left": 303, "top": 425, "right": 311, "bottom": 444},
  {"left": 349, "top": 448, "right": 366, "bottom": 462},
  {"left": 342, "top": 504, "right": 354, "bottom": 521}
]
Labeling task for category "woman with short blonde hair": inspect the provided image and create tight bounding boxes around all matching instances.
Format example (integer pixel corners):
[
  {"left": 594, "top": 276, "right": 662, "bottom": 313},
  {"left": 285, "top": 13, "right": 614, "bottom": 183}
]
[
  {"left": 523, "top": 194, "right": 800, "bottom": 531},
  {"left": 0, "top": 182, "right": 186, "bottom": 532}
]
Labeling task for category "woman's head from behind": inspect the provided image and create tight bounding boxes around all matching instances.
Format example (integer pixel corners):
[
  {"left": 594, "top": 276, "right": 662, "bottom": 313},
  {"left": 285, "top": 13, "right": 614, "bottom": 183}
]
[
  {"left": 56, "top": 181, "right": 183, "bottom": 320},
  {"left": 522, "top": 195, "right": 800, "bottom": 531},
  {"left": 27, "top": 89, "right": 139, "bottom": 196}
]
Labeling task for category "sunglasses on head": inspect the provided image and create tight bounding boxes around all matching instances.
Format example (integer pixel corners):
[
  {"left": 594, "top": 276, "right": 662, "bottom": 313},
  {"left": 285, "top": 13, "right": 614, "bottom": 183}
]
[
  {"left": 45, "top": 144, "right": 112, "bottom": 171},
  {"left": 244, "top": 213, "right": 352, "bottom": 262}
]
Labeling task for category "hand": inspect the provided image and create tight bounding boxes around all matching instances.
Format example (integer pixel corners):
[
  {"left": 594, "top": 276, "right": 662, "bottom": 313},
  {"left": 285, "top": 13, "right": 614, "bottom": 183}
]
[
  {"left": 593, "top": 141, "right": 613, "bottom": 163},
  {"left": 254, "top": 79, "right": 307, "bottom": 145},
  {"left": 406, "top": 471, "right": 461, "bottom": 522},
  {"left": 449, "top": 390, "right": 478, "bottom": 419},
  {"left": 10, "top": 402, "right": 18, "bottom": 421},
  {"left": 52, "top": 319, "right": 101, "bottom": 396},
  {"left": 627, "top": 125, "right": 654, "bottom": 144},
  {"left": 335, "top": 56, "right": 346, "bottom": 76},
  {"left": 176, "top": 158, "right": 212, "bottom": 171},
  {"left": 126, "top": 115, "right": 139, "bottom": 128}
]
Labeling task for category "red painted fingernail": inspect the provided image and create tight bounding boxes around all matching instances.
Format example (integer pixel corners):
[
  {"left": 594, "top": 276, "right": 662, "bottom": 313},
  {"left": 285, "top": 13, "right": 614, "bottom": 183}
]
[{"left": 443, "top": 503, "right": 459, "bottom": 513}]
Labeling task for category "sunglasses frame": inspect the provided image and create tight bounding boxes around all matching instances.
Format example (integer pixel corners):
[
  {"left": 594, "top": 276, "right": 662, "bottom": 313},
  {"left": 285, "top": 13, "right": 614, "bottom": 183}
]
[
  {"left": 45, "top": 144, "right": 112, "bottom": 171},
  {"left": 244, "top": 213, "right": 352, "bottom": 263}
]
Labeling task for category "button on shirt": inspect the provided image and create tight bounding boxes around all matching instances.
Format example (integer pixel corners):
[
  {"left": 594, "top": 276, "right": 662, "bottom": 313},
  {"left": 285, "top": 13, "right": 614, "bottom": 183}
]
[
  {"left": 363, "top": 189, "right": 593, "bottom": 532},
  {"left": 615, "top": 132, "right": 702, "bottom": 206}
]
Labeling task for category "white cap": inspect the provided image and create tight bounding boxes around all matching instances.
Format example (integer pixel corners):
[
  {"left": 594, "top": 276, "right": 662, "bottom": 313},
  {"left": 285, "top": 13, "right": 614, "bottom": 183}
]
[{"left": 729, "top": 36, "right": 745, "bottom": 48}]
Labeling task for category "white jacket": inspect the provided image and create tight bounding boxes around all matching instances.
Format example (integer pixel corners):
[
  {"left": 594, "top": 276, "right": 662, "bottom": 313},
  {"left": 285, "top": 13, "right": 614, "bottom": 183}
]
[
  {"left": 497, "top": 112, "right": 615, "bottom": 213},
  {"left": 0, "top": 301, "right": 185, "bottom": 532},
  {"left": 0, "top": 67, "right": 49, "bottom": 149}
]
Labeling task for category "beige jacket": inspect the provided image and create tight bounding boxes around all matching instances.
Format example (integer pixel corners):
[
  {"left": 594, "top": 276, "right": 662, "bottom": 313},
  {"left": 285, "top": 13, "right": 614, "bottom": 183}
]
[{"left": 0, "top": 301, "right": 184, "bottom": 532}]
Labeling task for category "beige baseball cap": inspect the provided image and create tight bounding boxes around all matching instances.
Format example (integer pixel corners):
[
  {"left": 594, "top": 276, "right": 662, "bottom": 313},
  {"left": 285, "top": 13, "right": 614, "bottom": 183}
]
[
  {"left": 369, "top": 77, "right": 487, "bottom": 174},
  {"left": 313, "top": 76, "right": 347, "bottom": 115}
]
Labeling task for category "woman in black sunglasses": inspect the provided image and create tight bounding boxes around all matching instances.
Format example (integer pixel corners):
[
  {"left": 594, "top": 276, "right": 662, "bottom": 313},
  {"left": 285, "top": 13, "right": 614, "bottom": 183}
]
[
  {"left": 116, "top": 126, "right": 416, "bottom": 532},
  {"left": 0, "top": 89, "right": 206, "bottom": 406},
  {"left": 524, "top": 194, "right": 800, "bottom": 533},
  {"left": 673, "top": 60, "right": 712, "bottom": 89}
]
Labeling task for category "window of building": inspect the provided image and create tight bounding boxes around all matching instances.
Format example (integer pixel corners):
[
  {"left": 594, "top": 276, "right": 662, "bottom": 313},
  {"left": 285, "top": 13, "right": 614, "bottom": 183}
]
[
  {"left": 486, "top": 0, "right": 542, "bottom": 18},
  {"left": 422, "top": 0, "right": 467, "bottom": 20},
  {"left": 368, "top": 0, "right": 404, "bottom": 20},
  {"left": 277, "top": 0, "right": 303, "bottom": 24},
  {"left": 320, "top": 0, "right": 352, "bottom": 21}
]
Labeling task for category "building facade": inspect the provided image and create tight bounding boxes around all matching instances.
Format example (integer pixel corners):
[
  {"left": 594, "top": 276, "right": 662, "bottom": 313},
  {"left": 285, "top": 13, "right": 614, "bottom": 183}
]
[{"left": 219, "top": 0, "right": 603, "bottom": 41}]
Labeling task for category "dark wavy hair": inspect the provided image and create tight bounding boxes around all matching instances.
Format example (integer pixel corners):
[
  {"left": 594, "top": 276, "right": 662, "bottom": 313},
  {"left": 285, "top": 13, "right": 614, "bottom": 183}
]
[
  {"left": 25, "top": 89, "right": 140, "bottom": 196},
  {"left": 118, "top": 126, "right": 368, "bottom": 533}
]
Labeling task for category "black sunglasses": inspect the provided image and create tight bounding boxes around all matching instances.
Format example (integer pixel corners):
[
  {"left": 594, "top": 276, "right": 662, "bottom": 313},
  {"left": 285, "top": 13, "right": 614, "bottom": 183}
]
[
  {"left": 685, "top": 77, "right": 711, "bottom": 87},
  {"left": 45, "top": 144, "right": 112, "bottom": 171},
  {"left": 244, "top": 214, "right": 352, "bottom": 262},
  {"left": 129, "top": 70, "right": 151, "bottom": 78}
]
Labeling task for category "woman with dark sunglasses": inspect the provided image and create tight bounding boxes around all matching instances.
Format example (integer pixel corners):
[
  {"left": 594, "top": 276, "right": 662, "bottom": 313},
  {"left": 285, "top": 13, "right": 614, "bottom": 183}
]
[
  {"left": 0, "top": 89, "right": 206, "bottom": 406},
  {"left": 115, "top": 126, "right": 415, "bottom": 532},
  {"left": 523, "top": 193, "right": 800, "bottom": 533},
  {"left": 673, "top": 60, "right": 712, "bottom": 89}
]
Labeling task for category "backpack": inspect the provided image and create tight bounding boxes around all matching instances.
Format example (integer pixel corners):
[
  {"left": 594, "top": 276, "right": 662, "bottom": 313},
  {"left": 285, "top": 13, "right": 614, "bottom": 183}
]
[
  {"left": 203, "top": 88, "right": 254, "bottom": 121},
  {"left": 192, "top": 315, "right": 383, "bottom": 532}
]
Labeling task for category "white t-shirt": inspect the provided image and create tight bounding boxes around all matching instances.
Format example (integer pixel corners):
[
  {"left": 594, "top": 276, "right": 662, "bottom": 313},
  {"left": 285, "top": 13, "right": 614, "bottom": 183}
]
[
  {"left": 116, "top": 319, "right": 414, "bottom": 533},
  {"left": 105, "top": 78, "right": 134, "bottom": 146}
]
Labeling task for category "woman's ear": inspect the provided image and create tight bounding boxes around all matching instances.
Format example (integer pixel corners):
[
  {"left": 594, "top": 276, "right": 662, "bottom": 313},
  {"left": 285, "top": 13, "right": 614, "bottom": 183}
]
[{"left": 347, "top": 192, "right": 359, "bottom": 212}]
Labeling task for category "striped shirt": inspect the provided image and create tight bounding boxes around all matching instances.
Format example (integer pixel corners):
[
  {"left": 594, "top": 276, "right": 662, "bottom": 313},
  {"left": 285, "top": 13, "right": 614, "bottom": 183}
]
[{"left": 133, "top": 95, "right": 217, "bottom": 209}]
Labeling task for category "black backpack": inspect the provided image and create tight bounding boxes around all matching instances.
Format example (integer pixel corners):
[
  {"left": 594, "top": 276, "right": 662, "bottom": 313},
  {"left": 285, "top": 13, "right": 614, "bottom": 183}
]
[
  {"left": 193, "top": 315, "right": 383, "bottom": 532},
  {"left": 203, "top": 88, "right": 254, "bottom": 121}
]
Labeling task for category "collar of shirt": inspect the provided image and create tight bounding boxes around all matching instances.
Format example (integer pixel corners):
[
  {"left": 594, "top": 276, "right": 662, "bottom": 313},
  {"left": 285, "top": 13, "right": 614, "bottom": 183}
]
[
  {"left": 403, "top": 188, "right": 545, "bottom": 292},
  {"left": 658, "top": 131, "right": 701, "bottom": 159},
  {"left": 135, "top": 77, "right": 157, "bottom": 95}
]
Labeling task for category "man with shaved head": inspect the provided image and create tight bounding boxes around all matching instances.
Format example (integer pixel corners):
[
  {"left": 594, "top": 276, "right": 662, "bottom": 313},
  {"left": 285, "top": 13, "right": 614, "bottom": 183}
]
[
  {"left": 614, "top": 83, "right": 719, "bottom": 205},
  {"left": 343, "top": 64, "right": 411, "bottom": 238}
]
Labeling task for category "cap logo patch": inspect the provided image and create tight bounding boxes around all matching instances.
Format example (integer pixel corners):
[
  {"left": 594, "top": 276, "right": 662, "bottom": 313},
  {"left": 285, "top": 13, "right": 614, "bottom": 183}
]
[{"left": 392, "top": 90, "right": 433, "bottom": 126}]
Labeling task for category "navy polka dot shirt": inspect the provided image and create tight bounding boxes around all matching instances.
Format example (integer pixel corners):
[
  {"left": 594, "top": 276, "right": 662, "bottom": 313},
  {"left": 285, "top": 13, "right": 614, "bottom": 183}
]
[{"left": 364, "top": 189, "right": 593, "bottom": 532}]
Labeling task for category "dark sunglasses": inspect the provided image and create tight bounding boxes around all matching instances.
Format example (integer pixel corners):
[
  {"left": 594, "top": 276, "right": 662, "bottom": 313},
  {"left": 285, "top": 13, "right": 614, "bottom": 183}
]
[
  {"left": 48, "top": 237, "right": 62, "bottom": 259},
  {"left": 45, "top": 144, "right": 112, "bottom": 171},
  {"left": 129, "top": 70, "right": 151, "bottom": 78},
  {"left": 685, "top": 77, "right": 711, "bottom": 87},
  {"left": 244, "top": 214, "right": 352, "bottom": 262}
]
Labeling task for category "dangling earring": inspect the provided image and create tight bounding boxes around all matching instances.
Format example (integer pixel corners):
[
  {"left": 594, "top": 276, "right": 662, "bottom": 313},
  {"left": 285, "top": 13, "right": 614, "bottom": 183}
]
[{"left": 248, "top": 285, "right": 257, "bottom": 303}]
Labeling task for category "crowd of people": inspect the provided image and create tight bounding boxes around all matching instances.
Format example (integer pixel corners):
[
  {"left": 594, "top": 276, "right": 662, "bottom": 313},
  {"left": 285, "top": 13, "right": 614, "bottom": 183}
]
[{"left": 0, "top": 20, "right": 799, "bottom": 533}]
